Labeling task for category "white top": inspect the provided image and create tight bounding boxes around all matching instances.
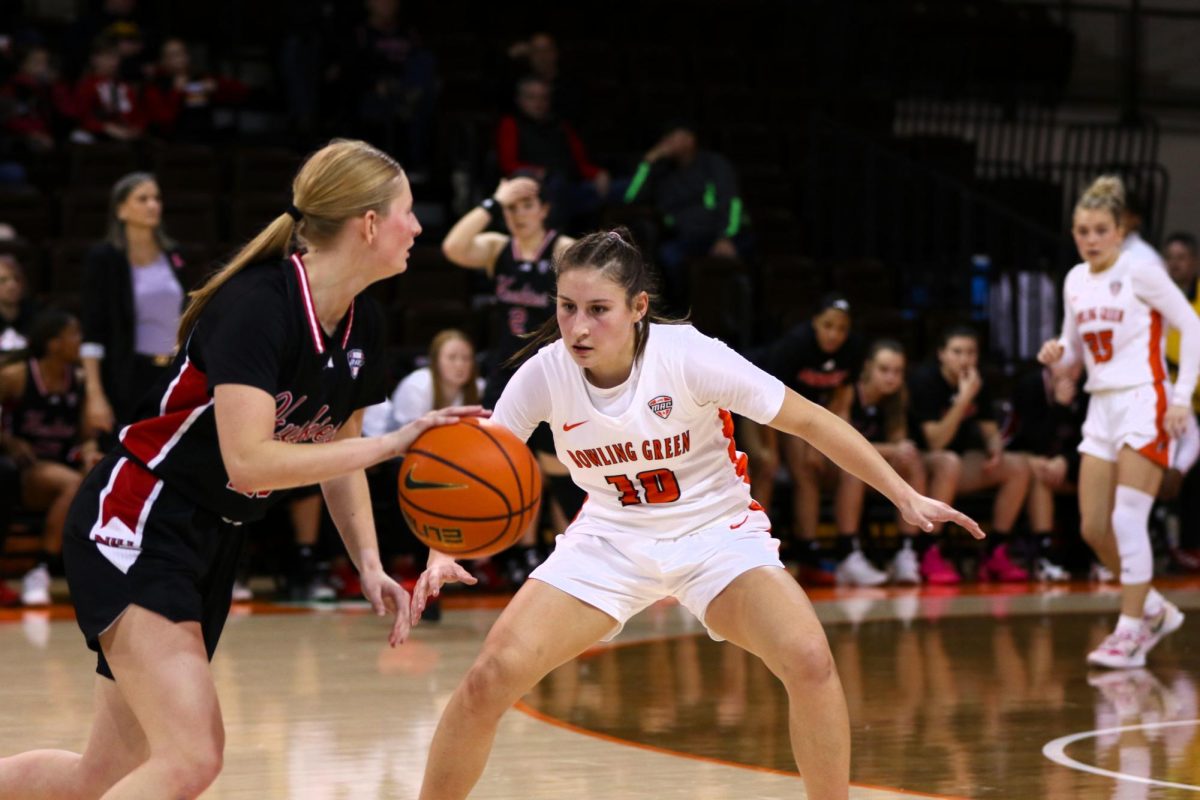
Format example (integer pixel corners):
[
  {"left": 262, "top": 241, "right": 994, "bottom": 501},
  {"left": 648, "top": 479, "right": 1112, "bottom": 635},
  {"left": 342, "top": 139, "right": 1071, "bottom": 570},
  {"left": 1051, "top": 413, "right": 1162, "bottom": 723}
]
[
  {"left": 1058, "top": 251, "right": 1200, "bottom": 406},
  {"left": 493, "top": 324, "right": 786, "bottom": 539},
  {"left": 360, "top": 366, "right": 485, "bottom": 437},
  {"left": 1122, "top": 232, "right": 1167, "bottom": 273}
]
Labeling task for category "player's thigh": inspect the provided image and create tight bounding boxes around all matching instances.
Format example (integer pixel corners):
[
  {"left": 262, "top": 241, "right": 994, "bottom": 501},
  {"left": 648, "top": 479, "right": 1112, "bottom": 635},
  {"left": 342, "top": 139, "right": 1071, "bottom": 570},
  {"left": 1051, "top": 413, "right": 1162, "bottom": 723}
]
[
  {"left": 1116, "top": 445, "right": 1164, "bottom": 496},
  {"left": 956, "top": 449, "right": 1022, "bottom": 493},
  {"left": 99, "top": 606, "right": 224, "bottom": 763},
  {"left": 704, "top": 566, "right": 833, "bottom": 682},
  {"left": 472, "top": 578, "right": 619, "bottom": 692}
]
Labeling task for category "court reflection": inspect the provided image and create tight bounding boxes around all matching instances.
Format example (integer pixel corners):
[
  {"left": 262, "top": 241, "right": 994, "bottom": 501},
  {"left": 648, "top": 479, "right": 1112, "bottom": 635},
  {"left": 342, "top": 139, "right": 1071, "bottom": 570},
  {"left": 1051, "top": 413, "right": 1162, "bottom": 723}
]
[{"left": 523, "top": 610, "right": 1200, "bottom": 799}]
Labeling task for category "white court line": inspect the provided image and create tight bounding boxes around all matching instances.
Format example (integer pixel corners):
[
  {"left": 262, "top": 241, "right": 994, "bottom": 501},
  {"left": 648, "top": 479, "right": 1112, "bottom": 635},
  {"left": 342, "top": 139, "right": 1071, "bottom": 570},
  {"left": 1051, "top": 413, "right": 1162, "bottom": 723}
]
[{"left": 1042, "top": 719, "right": 1200, "bottom": 792}]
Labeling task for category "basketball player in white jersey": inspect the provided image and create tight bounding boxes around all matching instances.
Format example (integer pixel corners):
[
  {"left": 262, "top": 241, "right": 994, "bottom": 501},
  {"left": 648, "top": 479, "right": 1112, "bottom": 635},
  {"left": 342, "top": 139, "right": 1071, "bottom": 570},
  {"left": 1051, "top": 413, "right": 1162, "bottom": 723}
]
[
  {"left": 1040, "top": 175, "right": 1199, "bottom": 669},
  {"left": 411, "top": 228, "right": 984, "bottom": 800}
]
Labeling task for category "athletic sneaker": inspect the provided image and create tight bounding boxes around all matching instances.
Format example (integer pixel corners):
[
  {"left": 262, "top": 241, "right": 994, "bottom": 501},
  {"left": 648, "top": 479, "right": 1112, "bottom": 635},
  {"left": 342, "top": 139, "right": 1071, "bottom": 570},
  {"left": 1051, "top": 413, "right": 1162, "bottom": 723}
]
[
  {"left": 978, "top": 544, "right": 1029, "bottom": 583},
  {"left": 1087, "top": 624, "right": 1150, "bottom": 669},
  {"left": 231, "top": 581, "right": 253, "bottom": 602},
  {"left": 835, "top": 551, "right": 888, "bottom": 587},
  {"left": 1034, "top": 557, "right": 1070, "bottom": 583},
  {"left": 889, "top": 544, "right": 922, "bottom": 585},
  {"left": 1142, "top": 600, "right": 1185, "bottom": 656},
  {"left": 795, "top": 561, "right": 838, "bottom": 587},
  {"left": 20, "top": 564, "right": 51, "bottom": 606},
  {"left": 1091, "top": 563, "right": 1115, "bottom": 583},
  {"left": 919, "top": 545, "right": 960, "bottom": 585}
]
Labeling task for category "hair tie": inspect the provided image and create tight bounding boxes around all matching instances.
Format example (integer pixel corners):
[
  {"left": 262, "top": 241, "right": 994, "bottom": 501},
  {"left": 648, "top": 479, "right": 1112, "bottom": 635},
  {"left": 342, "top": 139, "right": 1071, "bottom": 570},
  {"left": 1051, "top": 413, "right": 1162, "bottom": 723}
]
[
  {"left": 606, "top": 230, "right": 625, "bottom": 244},
  {"left": 285, "top": 203, "right": 303, "bottom": 222}
]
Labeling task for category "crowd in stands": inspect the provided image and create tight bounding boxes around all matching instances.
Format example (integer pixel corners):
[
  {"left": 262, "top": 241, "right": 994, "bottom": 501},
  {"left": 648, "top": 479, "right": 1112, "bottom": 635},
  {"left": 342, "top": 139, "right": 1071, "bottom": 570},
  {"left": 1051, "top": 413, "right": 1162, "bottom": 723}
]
[{"left": 0, "top": 3, "right": 1197, "bottom": 607}]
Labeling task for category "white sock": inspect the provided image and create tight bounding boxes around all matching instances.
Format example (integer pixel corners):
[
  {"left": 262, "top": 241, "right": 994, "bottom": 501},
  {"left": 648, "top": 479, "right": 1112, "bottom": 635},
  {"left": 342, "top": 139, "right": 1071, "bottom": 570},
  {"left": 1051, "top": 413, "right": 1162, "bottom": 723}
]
[{"left": 1143, "top": 588, "right": 1165, "bottom": 618}]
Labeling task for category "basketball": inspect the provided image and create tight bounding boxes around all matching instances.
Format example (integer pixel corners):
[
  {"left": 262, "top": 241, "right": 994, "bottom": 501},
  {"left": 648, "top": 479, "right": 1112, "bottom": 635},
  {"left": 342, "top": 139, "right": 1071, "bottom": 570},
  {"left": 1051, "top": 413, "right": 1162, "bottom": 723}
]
[{"left": 397, "top": 418, "right": 542, "bottom": 558}]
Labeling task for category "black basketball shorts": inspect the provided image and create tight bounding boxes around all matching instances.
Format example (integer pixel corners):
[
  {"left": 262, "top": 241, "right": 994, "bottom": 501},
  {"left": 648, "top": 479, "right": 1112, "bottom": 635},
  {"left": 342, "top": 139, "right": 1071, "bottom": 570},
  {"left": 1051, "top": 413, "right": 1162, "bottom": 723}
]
[{"left": 62, "top": 453, "right": 245, "bottom": 680}]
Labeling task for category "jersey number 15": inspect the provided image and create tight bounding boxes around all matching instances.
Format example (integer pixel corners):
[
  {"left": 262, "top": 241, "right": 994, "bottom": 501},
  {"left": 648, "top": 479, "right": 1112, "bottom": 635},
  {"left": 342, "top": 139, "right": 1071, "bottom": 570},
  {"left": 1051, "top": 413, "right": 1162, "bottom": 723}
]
[{"left": 605, "top": 468, "right": 682, "bottom": 506}]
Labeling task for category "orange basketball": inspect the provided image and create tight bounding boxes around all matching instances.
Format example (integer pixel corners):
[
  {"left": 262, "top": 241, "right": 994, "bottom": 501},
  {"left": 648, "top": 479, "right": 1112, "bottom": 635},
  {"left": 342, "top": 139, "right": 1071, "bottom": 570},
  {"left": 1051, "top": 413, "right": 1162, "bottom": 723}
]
[{"left": 397, "top": 418, "right": 542, "bottom": 558}]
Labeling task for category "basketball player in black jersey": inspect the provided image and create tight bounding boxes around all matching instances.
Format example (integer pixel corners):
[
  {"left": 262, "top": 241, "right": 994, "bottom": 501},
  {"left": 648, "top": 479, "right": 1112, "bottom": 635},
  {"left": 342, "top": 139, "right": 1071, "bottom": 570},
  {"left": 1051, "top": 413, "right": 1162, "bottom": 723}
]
[
  {"left": 0, "top": 140, "right": 480, "bottom": 799},
  {"left": 0, "top": 310, "right": 101, "bottom": 605},
  {"left": 442, "top": 174, "right": 582, "bottom": 579}
]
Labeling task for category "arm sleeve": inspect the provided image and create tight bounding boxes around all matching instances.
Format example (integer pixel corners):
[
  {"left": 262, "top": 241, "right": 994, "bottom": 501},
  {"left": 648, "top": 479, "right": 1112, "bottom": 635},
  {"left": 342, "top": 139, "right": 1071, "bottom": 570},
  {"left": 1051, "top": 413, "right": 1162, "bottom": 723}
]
[
  {"left": 624, "top": 161, "right": 653, "bottom": 203},
  {"left": 491, "top": 355, "right": 553, "bottom": 443},
  {"left": 1058, "top": 281, "right": 1082, "bottom": 369},
  {"left": 390, "top": 369, "right": 432, "bottom": 428},
  {"left": 202, "top": 287, "right": 289, "bottom": 395},
  {"left": 80, "top": 247, "right": 110, "bottom": 359},
  {"left": 679, "top": 330, "right": 786, "bottom": 423},
  {"left": 712, "top": 156, "right": 744, "bottom": 237},
  {"left": 1134, "top": 264, "right": 1200, "bottom": 405}
]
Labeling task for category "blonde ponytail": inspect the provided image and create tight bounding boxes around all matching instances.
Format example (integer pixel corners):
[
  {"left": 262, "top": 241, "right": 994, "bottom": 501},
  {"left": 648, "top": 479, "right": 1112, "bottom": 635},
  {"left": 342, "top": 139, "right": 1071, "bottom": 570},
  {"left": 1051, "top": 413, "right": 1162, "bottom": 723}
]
[{"left": 177, "top": 139, "right": 404, "bottom": 346}]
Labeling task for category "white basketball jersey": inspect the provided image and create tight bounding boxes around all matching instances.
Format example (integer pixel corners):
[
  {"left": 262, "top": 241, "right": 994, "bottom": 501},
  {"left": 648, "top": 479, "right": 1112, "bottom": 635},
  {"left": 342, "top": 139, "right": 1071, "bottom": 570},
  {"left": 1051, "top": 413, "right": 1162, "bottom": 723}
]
[
  {"left": 493, "top": 324, "right": 786, "bottom": 539},
  {"left": 1060, "top": 248, "right": 1200, "bottom": 402}
]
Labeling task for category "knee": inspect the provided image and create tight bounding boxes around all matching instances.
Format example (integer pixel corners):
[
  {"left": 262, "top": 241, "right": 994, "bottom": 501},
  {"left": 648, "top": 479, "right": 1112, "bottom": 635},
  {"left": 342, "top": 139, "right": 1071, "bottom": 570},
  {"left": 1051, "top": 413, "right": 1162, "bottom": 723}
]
[
  {"left": 1003, "top": 453, "right": 1032, "bottom": 484},
  {"left": 1079, "top": 515, "right": 1107, "bottom": 546},
  {"left": 459, "top": 649, "right": 526, "bottom": 717},
  {"left": 772, "top": 637, "right": 836, "bottom": 690},
  {"left": 929, "top": 451, "right": 961, "bottom": 481},
  {"left": 159, "top": 746, "right": 223, "bottom": 799}
]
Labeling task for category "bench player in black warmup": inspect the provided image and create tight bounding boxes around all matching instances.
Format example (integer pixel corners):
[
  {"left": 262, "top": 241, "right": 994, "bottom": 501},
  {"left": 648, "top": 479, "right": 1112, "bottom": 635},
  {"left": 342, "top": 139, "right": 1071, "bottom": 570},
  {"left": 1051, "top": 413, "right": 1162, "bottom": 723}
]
[{"left": 0, "top": 139, "right": 478, "bottom": 799}]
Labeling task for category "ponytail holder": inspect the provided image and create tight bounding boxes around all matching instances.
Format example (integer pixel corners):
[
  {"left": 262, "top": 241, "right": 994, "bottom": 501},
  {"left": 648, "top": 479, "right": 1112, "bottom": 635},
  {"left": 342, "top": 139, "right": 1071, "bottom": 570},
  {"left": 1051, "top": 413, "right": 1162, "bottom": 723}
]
[
  {"left": 606, "top": 230, "right": 625, "bottom": 244},
  {"left": 285, "top": 203, "right": 303, "bottom": 222}
]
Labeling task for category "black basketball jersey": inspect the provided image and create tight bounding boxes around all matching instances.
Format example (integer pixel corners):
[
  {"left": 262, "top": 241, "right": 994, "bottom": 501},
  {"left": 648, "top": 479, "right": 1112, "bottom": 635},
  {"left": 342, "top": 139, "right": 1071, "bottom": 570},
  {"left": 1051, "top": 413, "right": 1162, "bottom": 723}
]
[
  {"left": 5, "top": 359, "right": 84, "bottom": 465},
  {"left": 490, "top": 231, "right": 559, "bottom": 369},
  {"left": 848, "top": 384, "right": 886, "bottom": 444},
  {"left": 116, "top": 254, "right": 388, "bottom": 523}
]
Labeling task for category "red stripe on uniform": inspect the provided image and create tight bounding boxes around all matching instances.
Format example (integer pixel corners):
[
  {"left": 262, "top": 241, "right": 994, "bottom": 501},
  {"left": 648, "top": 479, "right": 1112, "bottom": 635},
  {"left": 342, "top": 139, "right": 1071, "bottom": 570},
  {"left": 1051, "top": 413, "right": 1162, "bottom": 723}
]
[
  {"left": 718, "top": 409, "right": 752, "bottom": 488},
  {"left": 120, "top": 358, "right": 211, "bottom": 467},
  {"left": 1148, "top": 310, "right": 1166, "bottom": 383},
  {"left": 341, "top": 300, "right": 355, "bottom": 349},
  {"left": 291, "top": 252, "right": 325, "bottom": 355},
  {"left": 100, "top": 458, "right": 160, "bottom": 536},
  {"left": 1138, "top": 311, "right": 1171, "bottom": 467}
]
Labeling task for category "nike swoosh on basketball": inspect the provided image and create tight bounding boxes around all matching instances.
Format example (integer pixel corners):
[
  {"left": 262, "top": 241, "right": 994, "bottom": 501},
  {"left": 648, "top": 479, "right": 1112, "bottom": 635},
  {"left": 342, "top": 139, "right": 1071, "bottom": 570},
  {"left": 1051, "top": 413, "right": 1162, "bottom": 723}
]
[
  {"left": 403, "top": 467, "right": 468, "bottom": 491},
  {"left": 563, "top": 420, "right": 588, "bottom": 431}
]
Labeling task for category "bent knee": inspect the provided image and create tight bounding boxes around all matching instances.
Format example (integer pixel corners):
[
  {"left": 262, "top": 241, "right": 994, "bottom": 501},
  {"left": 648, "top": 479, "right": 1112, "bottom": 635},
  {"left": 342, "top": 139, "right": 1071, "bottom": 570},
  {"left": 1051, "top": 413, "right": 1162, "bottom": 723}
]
[
  {"left": 159, "top": 748, "right": 223, "bottom": 799},
  {"left": 460, "top": 649, "right": 531, "bottom": 714},
  {"left": 928, "top": 450, "right": 962, "bottom": 476},
  {"left": 773, "top": 638, "right": 836, "bottom": 688}
]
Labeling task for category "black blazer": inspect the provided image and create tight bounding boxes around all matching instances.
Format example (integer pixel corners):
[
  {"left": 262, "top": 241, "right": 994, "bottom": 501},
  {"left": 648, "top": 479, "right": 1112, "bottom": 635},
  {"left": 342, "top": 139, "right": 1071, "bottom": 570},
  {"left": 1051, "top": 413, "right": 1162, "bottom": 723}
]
[{"left": 81, "top": 242, "right": 187, "bottom": 424}]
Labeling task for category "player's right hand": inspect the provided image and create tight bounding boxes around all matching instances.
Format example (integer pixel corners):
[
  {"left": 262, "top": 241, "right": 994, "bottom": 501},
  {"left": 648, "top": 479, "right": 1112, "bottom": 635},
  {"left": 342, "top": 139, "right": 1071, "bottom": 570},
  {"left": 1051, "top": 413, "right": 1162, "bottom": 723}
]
[
  {"left": 1038, "top": 339, "right": 1064, "bottom": 365},
  {"left": 386, "top": 405, "right": 491, "bottom": 458}
]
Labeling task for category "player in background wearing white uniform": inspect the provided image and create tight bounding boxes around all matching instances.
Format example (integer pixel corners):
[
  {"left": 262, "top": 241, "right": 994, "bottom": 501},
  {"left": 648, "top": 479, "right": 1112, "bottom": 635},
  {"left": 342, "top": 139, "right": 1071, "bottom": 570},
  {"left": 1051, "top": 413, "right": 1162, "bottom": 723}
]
[
  {"left": 410, "top": 229, "right": 984, "bottom": 800},
  {"left": 1039, "top": 176, "right": 1197, "bottom": 669}
]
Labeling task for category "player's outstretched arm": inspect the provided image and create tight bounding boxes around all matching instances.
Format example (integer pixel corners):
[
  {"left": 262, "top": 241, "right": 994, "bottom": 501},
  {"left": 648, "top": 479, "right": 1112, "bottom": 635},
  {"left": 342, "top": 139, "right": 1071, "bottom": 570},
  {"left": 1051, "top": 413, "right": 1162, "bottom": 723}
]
[
  {"left": 409, "top": 550, "right": 478, "bottom": 625},
  {"left": 768, "top": 389, "right": 985, "bottom": 538},
  {"left": 214, "top": 383, "right": 487, "bottom": 492}
]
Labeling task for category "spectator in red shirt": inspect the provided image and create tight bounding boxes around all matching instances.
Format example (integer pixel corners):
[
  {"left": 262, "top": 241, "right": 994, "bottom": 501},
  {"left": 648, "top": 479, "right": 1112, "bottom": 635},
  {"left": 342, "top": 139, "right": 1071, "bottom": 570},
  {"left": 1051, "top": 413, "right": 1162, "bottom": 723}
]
[
  {"left": 143, "top": 38, "right": 247, "bottom": 141},
  {"left": 72, "top": 35, "right": 144, "bottom": 143},
  {"left": 496, "top": 76, "right": 611, "bottom": 231},
  {"left": 1, "top": 44, "right": 73, "bottom": 153}
]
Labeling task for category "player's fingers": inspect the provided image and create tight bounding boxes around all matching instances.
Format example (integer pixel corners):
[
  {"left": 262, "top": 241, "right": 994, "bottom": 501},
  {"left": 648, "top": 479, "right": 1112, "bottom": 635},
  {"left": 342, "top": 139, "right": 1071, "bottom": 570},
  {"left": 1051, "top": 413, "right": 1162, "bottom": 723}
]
[
  {"left": 363, "top": 581, "right": 386, "bottom": 616},
  {"left": 950, "top": 509, "right": 986, "bottom": 539},
  {"left": 455, "top": 565, "right": 479, "bottom": 585}
]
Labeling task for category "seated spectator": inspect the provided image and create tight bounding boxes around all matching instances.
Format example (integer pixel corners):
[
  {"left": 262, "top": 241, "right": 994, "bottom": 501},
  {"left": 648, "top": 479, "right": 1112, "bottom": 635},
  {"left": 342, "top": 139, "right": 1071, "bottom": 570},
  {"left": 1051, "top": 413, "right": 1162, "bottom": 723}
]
[
  {"left": 504, "top": 32, "right": 581, "bottom": 123},
  {"left": 745, "top": 293, "right": 864, "bottom": 586},
  {"left": 71, "top": 35, "right": 145, "bottom": 143},
  {"left": 1008, "top": 363, "right": 1086, "bottom": 581},
  {"left": 1, "top": 44, "right": 73, "bottom": 154},
  {"left": 64, "top": 0, "right": 156, "bottom": 83},
  {"left": 843, "top": 339, "right": 960, "bottom": 586},
  {"left": 1163, "top": 231, "right": 1200, "bottom": 572},
  {"left": 623, "top": 121, "right": 747, "bottom": 312},
  {"left": 0, "top": 255, "right": 37, "bottom": 358},
  {"left": 0, "top": 442, "right": 18, "bottom": 605},
  {"left": 0, "top": 310, "right": 102, "bottom": 606},
  {"left": 363, "top": 328, "right": 484, "bottom": 437},
  {"left": 496, "top": 76, "right": 610, "bottom": 231},
  {"left": 143, "top": 37, "right": 247, "bottom": 141},
  {"left": 335, "top": 0, "right": 436, "bottom": 173},
  {"left": 908, "top": 325, "right": 1031, "bottom": 584}
]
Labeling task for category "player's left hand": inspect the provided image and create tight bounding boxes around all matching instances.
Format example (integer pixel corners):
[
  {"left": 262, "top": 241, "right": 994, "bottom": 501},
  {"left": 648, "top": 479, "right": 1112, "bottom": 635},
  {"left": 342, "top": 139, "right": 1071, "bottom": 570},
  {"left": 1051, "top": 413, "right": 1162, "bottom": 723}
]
[
  {"left": 410, "top": 551, "right": 477, "bottom": 625},
  {"left": 361, "top": 567, "right": 413, "bottom": 647},
  {"left": 898, "top": 490, "right": 985, "bottom": 540},
  {"left": 1166, "top": 404, "right": 1191, "bottom": 440}
]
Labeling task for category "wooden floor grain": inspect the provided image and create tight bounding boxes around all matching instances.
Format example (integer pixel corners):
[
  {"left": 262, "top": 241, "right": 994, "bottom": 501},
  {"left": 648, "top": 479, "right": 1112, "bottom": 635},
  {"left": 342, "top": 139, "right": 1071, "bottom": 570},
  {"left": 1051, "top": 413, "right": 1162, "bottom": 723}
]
[{"left": 1, "top": 582, "right": 1197, "bottom": 798}]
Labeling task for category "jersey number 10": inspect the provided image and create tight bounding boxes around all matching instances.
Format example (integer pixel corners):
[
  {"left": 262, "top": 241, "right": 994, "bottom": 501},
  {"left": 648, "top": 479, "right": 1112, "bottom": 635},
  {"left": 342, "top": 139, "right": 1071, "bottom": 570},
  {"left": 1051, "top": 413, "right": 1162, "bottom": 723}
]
[{"left": 605, "top": 468, "right": 682, "bottom": 506}]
